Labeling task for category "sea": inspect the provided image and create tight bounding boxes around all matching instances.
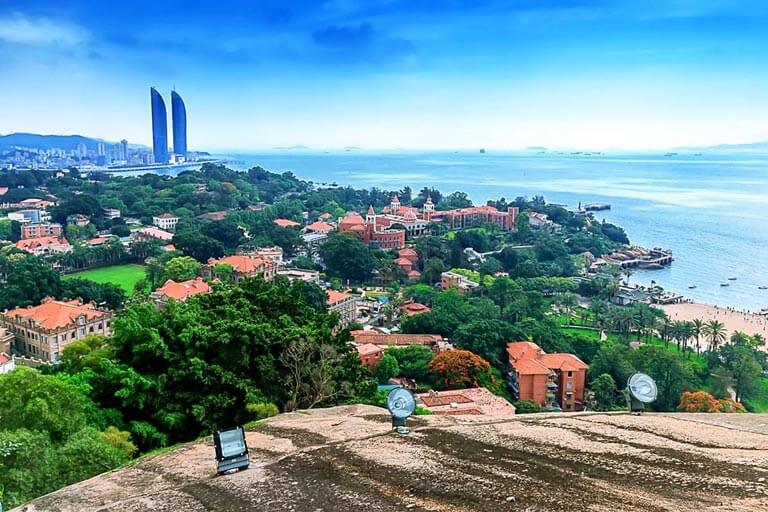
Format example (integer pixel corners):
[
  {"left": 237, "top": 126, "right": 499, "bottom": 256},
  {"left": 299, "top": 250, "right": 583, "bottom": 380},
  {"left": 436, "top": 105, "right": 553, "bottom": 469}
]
[{"left": 127, "top": 150, "right": 768, "bottom": 312}]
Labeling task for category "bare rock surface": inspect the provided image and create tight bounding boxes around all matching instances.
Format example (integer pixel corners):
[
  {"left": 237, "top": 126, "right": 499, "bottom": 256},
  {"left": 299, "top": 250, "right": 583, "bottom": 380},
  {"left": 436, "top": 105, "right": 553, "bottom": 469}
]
[{"left": 15, "top": 406, "right": 768, "bottom": 512}]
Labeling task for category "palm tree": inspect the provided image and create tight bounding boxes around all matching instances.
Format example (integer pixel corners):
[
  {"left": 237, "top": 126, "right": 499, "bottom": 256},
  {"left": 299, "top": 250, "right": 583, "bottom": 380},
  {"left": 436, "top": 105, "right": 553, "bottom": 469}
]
[
  {"left": 672, "top": 320, "right": 693, "bottom": 352},
  {"left": 691, "top": 318, "right": 705, "bottom": 354},
  {"left": 658, "top": 317, "right": 674, "bottom": 348},
  {"left": 702, "top": 320, "right": 727, "bottom": 352}
]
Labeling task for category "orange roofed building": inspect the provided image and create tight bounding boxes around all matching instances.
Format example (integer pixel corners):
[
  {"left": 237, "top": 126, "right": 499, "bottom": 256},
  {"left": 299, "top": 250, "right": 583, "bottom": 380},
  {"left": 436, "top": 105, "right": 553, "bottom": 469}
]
[
  {"left": 506, "top": 341, "right": 588, "bottom": 411},
  {"left": 151, "top": 278, "right": 210, "bottom": 305},
  {"left": 1, "top": 298, "right": 113, "bottom": 362},
  {"left": 326, "top": 290, "right": 358, "bottom": 327},
  {"left": 203, "top": 254, "right": 277, "bottom": 282}
]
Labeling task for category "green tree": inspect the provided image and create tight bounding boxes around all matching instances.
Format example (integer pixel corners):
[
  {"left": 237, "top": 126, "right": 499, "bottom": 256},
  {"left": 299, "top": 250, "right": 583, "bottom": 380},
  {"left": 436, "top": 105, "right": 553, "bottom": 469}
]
[
  {"left": 320, "top": 233, "right": 377, "bottom": 283},
  {"left": 386, "top": 345, "right": 433, "bottom": 384},
  {"left": 374, "top": 353, "right": 400, "bottom": 384},
  {"left": 163, "top": 256, "right": 201, "bottom": 281},
  {"left": 702, "top": 320, "right": 727, "bottom": 352},
  {"left": 85, "top": 277, "right": 371, "bottom": 450},
  {"left": 590, "top": 373, "right": 619, "bottom": 411}
]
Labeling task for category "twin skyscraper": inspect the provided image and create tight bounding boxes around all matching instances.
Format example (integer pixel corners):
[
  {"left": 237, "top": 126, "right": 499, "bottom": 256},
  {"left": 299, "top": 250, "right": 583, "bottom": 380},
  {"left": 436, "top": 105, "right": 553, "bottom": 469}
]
[{"left": 150, "top": 87, "right": 187, "bottom": 164}]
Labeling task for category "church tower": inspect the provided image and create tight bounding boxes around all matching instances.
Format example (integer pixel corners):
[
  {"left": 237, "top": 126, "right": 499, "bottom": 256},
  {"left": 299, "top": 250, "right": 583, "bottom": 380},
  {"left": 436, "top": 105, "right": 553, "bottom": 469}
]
[{"left": 423, "top": 195, "right": 435, "bottom": 221}]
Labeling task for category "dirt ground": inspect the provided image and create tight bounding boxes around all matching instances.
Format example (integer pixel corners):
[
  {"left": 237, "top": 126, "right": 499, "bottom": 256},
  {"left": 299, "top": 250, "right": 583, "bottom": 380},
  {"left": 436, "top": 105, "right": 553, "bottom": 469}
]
[{"left": 16, "top": 406, "right": 768, "bottom": 512}]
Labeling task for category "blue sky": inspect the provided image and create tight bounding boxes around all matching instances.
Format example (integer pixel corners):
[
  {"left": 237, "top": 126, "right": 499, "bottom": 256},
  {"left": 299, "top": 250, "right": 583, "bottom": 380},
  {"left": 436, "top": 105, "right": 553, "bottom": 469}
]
[{"left": 1, "top": 0, "right": 768, "bottom": 150}]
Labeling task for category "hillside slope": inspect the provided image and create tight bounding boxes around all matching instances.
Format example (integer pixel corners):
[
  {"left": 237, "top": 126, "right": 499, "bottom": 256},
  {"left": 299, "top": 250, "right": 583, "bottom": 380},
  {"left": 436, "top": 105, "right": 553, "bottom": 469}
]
[{"left": 17, "top": 406, "right": 768, "bottom": 512}]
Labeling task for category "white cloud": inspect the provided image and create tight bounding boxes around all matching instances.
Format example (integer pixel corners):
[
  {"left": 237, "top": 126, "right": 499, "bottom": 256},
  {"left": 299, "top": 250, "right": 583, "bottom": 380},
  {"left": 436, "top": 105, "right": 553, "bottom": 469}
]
[{"left": 0, "top": 13, "right": 88, "bottom": 46}]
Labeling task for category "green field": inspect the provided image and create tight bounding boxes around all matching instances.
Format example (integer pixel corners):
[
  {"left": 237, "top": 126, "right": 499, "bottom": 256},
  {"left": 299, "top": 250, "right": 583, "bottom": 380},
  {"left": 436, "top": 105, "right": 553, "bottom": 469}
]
[{"left": 64, "top": 264, "right": 146, "bottom": 293}]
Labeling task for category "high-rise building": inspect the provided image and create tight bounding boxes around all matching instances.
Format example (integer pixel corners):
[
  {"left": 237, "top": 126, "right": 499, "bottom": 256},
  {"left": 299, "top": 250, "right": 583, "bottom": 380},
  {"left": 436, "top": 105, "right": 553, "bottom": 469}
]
[
  {"left": 150, "top": 87, "right": 169, "bottom": 164},
  {"left": 97, "top": 143, "right": 105, "bottom": 156},
  {"left": 171, "top": 90, "right": 187, "bottom": 156},
  {"left": 120, "top": 139, "right": 128, "bottom": 161}
]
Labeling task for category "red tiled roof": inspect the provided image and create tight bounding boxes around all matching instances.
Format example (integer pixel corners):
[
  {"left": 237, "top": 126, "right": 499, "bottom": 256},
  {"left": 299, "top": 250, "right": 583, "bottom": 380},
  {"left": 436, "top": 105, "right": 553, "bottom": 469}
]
[
  {"left": 326, "top": 290, "right": 353, "bottom": 305},
  {"left": 538, "top": 353, "right": 588, "bottom": 371},
  {"left": 402, "top": 303, "right": 431, "bottom": 316},
  {"left": 155, "top": 278, "right": 210, "bottom": 301},
  {"left": 356, "top": 344, "right": 383, "bottom": 357},
  {"left": 274, "top": 218, "right": 300, "bottom": 228},
  {"left": 210, "top": 255, "right": 268, "bottom": 274},
  {"left": 398, "top": 248, "right": 418, "bottom": 257},
  {"left": 394, "top": 257, "right": 413, "bottom": 266},
  {"left": 0, "top": 353, "right": 11, "bottom": 365},
  {"left": 15, "top": 237, "right": 71, "bottom": 251},
  {"left": 407, "top": 270, "right": 421, "bottom": 278},
  {"left": 86, "top": 236, "right": 112, "bottom": 246},
  {"left": 135, "top": 227, "right": 173, "bottom": 241},
  {"left": 305, "top": 221, "right": 334, "bottom": 233},
  {"left": 4, "top": 299, "right": 108, "bottom": 330},
  {"left": 506, "top": 341, "right": 543, "bottom": 361},
  {"left": 156, "top": 213, "right": 178, "bottom": 219},
  {"left": 350, "top": 330, "right": 442, "bottom": 346},
  {"left": 339, "top": 212, "right": 365, "bottom": 229},
  {"left": 513, "top": 358, "right": 552, "bottom": 376}
]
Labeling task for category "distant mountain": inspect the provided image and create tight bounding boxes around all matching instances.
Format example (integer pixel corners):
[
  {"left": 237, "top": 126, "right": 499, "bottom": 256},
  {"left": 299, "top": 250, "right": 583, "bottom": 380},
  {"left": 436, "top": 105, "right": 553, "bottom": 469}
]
[
  {"left": 0, "top": 133, "right": 147, "bottom": 151},
  {"left": 674, "top": 141, "right": 768, "bottom": 152}
]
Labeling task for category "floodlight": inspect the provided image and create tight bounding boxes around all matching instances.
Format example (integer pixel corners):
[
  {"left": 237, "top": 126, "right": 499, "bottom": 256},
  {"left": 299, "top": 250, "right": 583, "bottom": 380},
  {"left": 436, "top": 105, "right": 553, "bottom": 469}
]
[
  {"left": 387, "top": 387, "right": 416, "bottom": 434},
  {"left": 627, "top": 373, "right": 658, "bottom": 414},
  {"left": 213, "top": 425, "right": 250, "bottom": 475}
]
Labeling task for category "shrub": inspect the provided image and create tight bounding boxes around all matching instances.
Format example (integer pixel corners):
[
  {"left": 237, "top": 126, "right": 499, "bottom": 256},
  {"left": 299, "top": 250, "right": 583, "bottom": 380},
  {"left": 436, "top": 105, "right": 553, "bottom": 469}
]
[
  {"left": 717, "top": 398, "right": 747, "bottom": 413},
  {"left": 513, "top": 399, "right": 542, "bottom": 414},
  {"left": 677, "top": 391, "right": 745, "bottom": 413},
  {"left": 245, "top": 402, "right": 280, "bottom": 421}
]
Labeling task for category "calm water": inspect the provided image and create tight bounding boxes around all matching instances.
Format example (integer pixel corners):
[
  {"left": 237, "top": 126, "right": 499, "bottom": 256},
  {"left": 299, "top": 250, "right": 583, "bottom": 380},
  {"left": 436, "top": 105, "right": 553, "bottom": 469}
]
[{"left": 150, "top": 150, "right": 768, "bottom": 311}]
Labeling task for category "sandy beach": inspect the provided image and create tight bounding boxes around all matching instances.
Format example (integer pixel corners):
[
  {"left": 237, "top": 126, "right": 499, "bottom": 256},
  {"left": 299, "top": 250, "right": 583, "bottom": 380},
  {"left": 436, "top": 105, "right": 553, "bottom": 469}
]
[{"left": 659, "top": 302, "right": 768, "bottom": 350}]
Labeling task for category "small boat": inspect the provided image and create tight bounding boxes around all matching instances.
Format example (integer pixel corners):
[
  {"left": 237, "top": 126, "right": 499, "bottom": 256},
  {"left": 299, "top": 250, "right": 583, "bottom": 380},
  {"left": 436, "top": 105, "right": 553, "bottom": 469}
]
[
  {"left": 720, "top": 283, "right": 730, "bottom": 287},
  {"left": 759, "top": 286, "right": 768, "bottom": 290},
  {"left": 727, "top": 277, "right": 737, "bottom": 281},
  {"left": 688, "top": 285, "right": 697, "bottom": 289}
]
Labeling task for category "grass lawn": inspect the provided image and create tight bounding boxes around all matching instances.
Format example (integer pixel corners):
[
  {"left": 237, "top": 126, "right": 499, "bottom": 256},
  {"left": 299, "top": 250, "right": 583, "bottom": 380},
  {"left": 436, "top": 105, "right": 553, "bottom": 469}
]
[{"left": 64, "top": 264, "right": 146, "bottom": 293}]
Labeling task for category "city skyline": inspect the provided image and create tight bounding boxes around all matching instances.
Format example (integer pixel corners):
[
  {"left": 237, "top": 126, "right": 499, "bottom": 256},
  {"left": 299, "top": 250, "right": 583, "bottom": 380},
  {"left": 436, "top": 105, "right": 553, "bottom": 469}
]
[{"left": 2, "top": 1, "right": 768, "bottom": 151}]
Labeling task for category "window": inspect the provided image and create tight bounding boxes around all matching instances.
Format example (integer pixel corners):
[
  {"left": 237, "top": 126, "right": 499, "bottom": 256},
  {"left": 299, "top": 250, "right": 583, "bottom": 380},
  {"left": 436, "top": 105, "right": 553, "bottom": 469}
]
[
  {"left": 566, "top": 381, "right": 573, "bottom": 390},
  {"left": 567, "top": 370, "right": 573, "bottom": 377}
]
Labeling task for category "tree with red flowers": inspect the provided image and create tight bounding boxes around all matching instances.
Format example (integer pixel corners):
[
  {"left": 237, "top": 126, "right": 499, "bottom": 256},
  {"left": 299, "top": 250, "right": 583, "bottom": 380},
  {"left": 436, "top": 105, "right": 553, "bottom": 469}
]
[{"left": 427, "top": 349, "right": 494, "bottom": 390}]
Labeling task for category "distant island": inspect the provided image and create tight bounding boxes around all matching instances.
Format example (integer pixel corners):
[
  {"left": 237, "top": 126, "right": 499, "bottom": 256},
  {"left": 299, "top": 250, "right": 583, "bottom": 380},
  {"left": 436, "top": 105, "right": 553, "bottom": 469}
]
[{"left": 272, "top": 145, "right": 311, "bottom": 150}]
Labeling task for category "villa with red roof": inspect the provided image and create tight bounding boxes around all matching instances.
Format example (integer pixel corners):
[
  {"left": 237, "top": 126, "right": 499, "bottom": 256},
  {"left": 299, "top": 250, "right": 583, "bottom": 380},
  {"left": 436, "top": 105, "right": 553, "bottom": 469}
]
[
  {"left": 15, "top": 236, "right": 72, "bottom": 256},
  {"left": 402, "top": 302, "right": 431, "bottom": 317},
  {"left": 351, "top": 330, "right": 445, "bottom": 349},
  {"left": 203, "top": 254, "right": 278, "bottom": 282},
  {"left": 356, "top": 344, "right": 384, "bottom": 370},
  {"left": 326, "top": 290, "right": 358, "bottom": 326},
  {"left": 1, "top": 298, "right": 113, "bottom": 362},
  {"left": 151, "top": 278, "right": 210, "bottom": 305},
  {"left": 305, "top": 221, "right": 334, "bottom": 233},
  {"left": 506, "top": 341, "right": 588, "bottom": 411},
  {"left": 274, "top": 218, "right": 300, "bottom": 228}
]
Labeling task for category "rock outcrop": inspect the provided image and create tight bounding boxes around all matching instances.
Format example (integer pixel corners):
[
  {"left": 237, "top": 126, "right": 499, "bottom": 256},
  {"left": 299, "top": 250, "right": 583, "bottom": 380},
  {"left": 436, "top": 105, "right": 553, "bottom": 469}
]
[{"left": 16, "top": 406, "right": 768, "bottom": 511}]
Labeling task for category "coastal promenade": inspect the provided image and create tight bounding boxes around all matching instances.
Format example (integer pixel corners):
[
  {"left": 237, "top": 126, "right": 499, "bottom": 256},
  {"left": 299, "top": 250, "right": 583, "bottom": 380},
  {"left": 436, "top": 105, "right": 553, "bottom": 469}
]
[{"left": 660, "top": 302, "right": 768, "bottom": 351}]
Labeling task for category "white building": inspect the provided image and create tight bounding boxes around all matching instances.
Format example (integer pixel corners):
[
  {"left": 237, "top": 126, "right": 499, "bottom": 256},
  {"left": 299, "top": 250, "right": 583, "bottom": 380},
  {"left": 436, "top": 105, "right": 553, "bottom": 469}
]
[
  {"left": 152, "top": 213, "right": 180, "bottom": 232},
  {"left": 0, "top": 353, "right": 16, "bottom": 374}
]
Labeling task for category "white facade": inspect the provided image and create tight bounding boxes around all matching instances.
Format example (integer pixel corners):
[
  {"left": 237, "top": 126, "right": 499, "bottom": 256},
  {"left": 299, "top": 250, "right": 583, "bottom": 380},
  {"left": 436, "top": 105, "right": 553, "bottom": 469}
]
[{"left": 152, "top": 214, "right": 180, "bottom": 232}]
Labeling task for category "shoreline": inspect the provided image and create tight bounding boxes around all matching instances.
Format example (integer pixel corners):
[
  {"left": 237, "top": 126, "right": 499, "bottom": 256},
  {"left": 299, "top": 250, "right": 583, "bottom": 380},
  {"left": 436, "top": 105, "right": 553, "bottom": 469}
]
[{"left": 657, "top": 302, "right": 768, "bottom": 350}]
